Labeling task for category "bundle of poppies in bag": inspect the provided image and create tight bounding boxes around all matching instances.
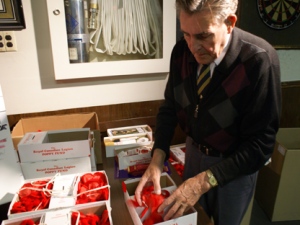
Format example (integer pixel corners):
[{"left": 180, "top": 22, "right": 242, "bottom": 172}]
[
  {"left": 71, "top": 210, "right": 110, "bottom": 225},
  {"left": 10, "top": 178, "right": 54, "bottom": 214},
  {"left": 129, "top": 183, "right": 170, "bottom": 225},
  {"left": 76, "top": 172, "right": 110, "bottom": 204}
]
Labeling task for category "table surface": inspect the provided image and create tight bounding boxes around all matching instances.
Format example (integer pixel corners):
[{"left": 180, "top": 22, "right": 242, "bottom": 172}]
[{"left": 98, "top": 149, "right": 213, "bottom": 225}]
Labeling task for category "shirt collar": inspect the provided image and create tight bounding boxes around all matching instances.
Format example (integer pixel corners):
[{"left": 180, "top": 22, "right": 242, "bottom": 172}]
[{"left": 214, "top": 33, "right": 231, "bottom": 66}]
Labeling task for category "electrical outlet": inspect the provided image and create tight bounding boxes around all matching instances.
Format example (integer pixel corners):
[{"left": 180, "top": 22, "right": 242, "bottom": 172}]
[
  {"left": 0, "top": 32, "right": 6, "bottom": 52},
  {"left": 3, "top": 31, "right": 17, "bottom": 52}
]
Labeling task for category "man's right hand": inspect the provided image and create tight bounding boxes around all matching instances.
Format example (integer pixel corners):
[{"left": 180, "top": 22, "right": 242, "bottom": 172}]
[{"left": 134, "top": 148, "right": 166, "bottom": 206}]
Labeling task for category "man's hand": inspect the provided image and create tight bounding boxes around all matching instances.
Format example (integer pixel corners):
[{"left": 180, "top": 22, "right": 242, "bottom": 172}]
[
  {"left": 135, "top": 148, "right": 166, "bottom": 206},
  {"left": 158, "top": 172, "right": 212, "bottom": 220}
]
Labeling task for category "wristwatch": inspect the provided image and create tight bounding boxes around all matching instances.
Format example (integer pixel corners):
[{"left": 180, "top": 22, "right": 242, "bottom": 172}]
[{"left": 206, "top": 169, "right": 218, "bottom": 187}]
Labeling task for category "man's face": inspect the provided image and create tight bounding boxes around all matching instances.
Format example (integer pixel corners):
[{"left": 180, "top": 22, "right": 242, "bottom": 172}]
[{"left": 180, "top": 10, "right": 231, "bottom": 65}]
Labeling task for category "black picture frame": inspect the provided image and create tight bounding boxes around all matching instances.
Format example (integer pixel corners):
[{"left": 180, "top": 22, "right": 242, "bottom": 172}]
[
  {"left": 0, "top": 0, "right": 25, "bottom": 31},
  {"left": 237, "top": 0, "right": 300, "bottom": 49}
]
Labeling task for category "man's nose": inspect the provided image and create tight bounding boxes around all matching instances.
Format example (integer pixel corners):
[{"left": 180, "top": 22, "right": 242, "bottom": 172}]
[{"left": 189, "top": 37, "right": 202, "bottom": 53}]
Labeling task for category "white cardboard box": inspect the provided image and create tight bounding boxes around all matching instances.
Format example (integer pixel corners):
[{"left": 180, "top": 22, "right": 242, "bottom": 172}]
[
  {"left": 115, "top": 145, "right": 153, "bottom": 170},
  {"left": 104, "top": 133, "right": 153, "bottom": 158},
  {"left": 8, "top": 176, "right": 56, "bottom": 219},
  {"left": 3, "top": 201, "right": 112, "bottom": 225},
  {"left": 123, "top": 173, "right": 197, "bottom": 225},
  {"left": 8, "top": 171, "right": 110, "bottom": 219},
  {"left": 18, "top": 128, "right": 91, "bottom": 163},
  {"left": 74, "top": 170, "right": 111, "bottom": 208},
  {"left": 0, "top": 86, "right": 24, "bottom": 205},
  {"left": 107, "top": 124, "right": 152, "bottom": 138},
  {"left": 20, "top": 156, "right": 92, "bottom": 180},
  {"left": 170, "top": 144, "right": 186, "bottom": 165}
]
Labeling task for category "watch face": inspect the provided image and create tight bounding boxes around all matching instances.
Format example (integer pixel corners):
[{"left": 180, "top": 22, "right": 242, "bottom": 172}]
[
  {"left": 209, "top": 177, "right": 217, "bottom": 186},
  {"left": 257, "top": 0, "right": 300, "bottom": 29}
]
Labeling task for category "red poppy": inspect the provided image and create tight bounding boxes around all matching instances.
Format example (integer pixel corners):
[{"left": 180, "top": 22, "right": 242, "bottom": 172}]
[
  {"left": 71, "top": 210, "right": 109, "bottom": 225},
  {"left": 10, "top": 180, "right": 53, "bottom": 214},
  {"left": 76, "top": 172, "right": 109, "bottom": 204},
  {"left": 20, "top": 219, "right": 37, "bottom": 225},
  {"left": 129, "top": 184, "right": 170, "bottom": 225}
]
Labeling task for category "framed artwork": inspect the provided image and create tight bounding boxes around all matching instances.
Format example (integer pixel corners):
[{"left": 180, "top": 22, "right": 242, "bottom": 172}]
[
  {"left": 237, "top": 0, "right": 300, "bottom": 49},
  {"left": 0, "top": 0, "right": 25, "bottom": 31}
]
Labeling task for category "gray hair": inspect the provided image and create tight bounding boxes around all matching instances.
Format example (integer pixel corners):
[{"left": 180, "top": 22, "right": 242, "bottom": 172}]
[{"left": 175, "top": 0, "right": 238, "bottom": 24}]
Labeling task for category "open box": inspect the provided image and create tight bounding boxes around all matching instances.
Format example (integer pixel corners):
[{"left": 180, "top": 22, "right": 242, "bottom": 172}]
[
  {"left": 123, "top": 173, "right": 197, "bottom": 225},
  {"left": 11, "top": 112, "right": 103, "bottom": 164},
  {"left": 3, "top": 201, "right": 112, "bottom": 225},
  {"left": 8, "top": 170, "right": 110, "bottom": 219},
  {"left": 18, "top": 128, "right": 91, "bottom": 162}
]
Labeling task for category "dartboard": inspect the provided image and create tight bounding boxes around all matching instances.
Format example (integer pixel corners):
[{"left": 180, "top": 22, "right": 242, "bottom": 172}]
[{"left": 257, "top": 0, "right": 300, "bottom": 29}]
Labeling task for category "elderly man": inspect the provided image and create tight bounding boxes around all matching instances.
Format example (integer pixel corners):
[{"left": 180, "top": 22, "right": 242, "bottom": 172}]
[{"left": 135, "top": 0, "right": 282, "bottom": 224}]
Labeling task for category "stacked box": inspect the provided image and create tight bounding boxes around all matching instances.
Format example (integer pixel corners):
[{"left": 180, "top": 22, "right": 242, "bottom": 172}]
[
  {"left": 7, "top": 171, "right": 110, "bottom": 219},
  {"left": 123, "top": 173, "right": 197, "bottom": 225},
  {"left": 17, "top": 128, "right": 93, "bottom": 179}
]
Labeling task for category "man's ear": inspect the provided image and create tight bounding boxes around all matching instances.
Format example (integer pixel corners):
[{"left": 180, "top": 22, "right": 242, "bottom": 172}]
[{"left": 225, "top": 15, "right": 237, "bottom": 32}]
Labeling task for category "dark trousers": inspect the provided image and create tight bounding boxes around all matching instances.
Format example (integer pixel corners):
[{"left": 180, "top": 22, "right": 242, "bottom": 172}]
[{"left": 184, "top": 136, "right": 257, "bottom": 225}]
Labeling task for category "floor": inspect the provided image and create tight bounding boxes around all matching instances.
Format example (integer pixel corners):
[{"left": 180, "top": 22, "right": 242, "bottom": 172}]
[{"left": 250, "top": 200, "right": 300, "bottom": 225}]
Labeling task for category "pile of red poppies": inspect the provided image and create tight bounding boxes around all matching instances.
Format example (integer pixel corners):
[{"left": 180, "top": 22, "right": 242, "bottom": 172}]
[
  {"left": 19, "top": 209, "right": 110, "bottom": 225},
  {"left": 129, "top": 183, "right": 170, "bottom": 225},
  {"left": 76, "top": 172, "right": 109, "bottom": 204},
  {"left": 10, "top": 179, "right": 53, "bottom": 214},
  {"left": 20, "top": 219, "right": 39, "bottom": 225},
  {"left": 71, "top": 210, "right": 110, "bottom": 225}
]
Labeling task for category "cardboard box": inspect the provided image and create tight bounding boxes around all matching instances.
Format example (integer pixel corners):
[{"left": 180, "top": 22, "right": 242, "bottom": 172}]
[
  {"left": 18, "top": 128, "right": 91, "bottom": 163},
  {"left": 107, "top": 124, "right": 152, "bottom": 137},
  {"left": 0, "top": 86, "right": 24, "bottom": 205},
  {"left": 1, "top": 213, "right": 42, "bottom": 225},
  {"left": 115, "top": 145, "right": 153, "bottom": 170},
  {"left": 123, "top": 173, "right": 197, "bottom": 225},
  {"left": 3, "top": 201, "right": 112, "bottom": 225},
  {"left": 170, "top": 144, "right": 186, "bottom": 165},
  {"left": 104, "top": 133, "right": 153, "bottom": 158},
  {"left": 8, "top": 176, "right": 55, "bottom": 219},
  {"left": 74, "top": 170, "right": 111, "bottom": 208},
  {"left": 70, "top": 201, "right": 112, "bottom": 225},
  {"left": 8, "top": 171, "right": 110, "bottom": 219},
  {"left": 11, "top": 112, "right": 102, "bottom": 164},
  {"left": 255, "top": 128, "right": 300, "bottom": 221},
  {"left": 20, "top": 156, "right": 92, "bottom": 180},
  {"left": 91, "top": 130, "right": 101, "bottom": 169}
]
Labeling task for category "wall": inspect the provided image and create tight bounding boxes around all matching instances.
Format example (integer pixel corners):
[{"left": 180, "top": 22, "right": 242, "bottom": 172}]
[
  {"left": 0, "top": 0, "right": 299, "bottom": 116},
  {"left": 0, "top": 0, "right": 168, "bottom": 115}
]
